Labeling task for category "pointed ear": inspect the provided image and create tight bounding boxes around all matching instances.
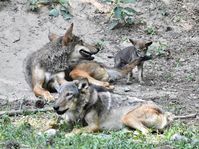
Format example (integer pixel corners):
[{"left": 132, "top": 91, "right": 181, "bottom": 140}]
[
  {"left": 145, "top": 41, "right": 153, "bottom": 47},
  {"left": 62, "top": 23, "right": 74, "bottom": 46},
  {"left": 77, "top": 78, "right": 89, "bottom": 90},
  {"left": 129, "top": 39, "right": 136, "bottom": 46}
]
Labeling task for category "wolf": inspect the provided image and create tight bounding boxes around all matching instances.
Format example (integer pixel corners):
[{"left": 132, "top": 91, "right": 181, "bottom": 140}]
[
  {"left": 114, "top": 39, "right": 153, "bottom": 84},
  {"left": 69, "top": 56, "right": 152, "bottom": 89},
  {"left": 24, "top": 23, "right": 99, "bottom": 100},
  {"left": 53, "top": 78, "right": 175, "bottom": 135}
]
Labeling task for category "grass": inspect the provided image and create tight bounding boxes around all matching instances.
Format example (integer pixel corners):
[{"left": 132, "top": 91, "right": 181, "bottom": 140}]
[{"left": 0, "top": 113, "right": 198, "bottom": 149}]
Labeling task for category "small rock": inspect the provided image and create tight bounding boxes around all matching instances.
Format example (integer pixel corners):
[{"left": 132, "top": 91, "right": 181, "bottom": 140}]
[
  {"left": 44, "top": 129, "right": 57, "bottom": 137},
  {"left": 179, "top": 58, "right": 186, "bottom": 62},
  {"left": 124, "top": 87, "right": 130, "bottom": 92},
  {"left": 171, "top": 133, "right": 188, "bottom": 141}
]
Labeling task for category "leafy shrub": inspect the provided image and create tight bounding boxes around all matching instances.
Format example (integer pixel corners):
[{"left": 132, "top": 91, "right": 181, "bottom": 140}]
[{"left": 28, "top": 0, "right": 72, "bottom": 20}]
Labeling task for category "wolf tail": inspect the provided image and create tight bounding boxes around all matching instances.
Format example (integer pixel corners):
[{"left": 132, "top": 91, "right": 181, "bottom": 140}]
[
  {"left": 120, "top": 55, "right": 152, "bottom": 75},
  {"left": 106, "top": 56, "right": 152, "bottom": 82}
]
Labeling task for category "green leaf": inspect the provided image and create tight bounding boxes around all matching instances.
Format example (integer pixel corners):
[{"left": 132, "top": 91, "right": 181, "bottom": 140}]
[
  {"left": 113, "top": 6, "right": 122, "bottom": 19},
  {"left": 122, "top": 7, "right": 136, "bottom": 15},
  {"left": 60, "top": 6, "right": 72, "bottom": 20},
  {"left": 59, "top": 0, "right": 69, "bottom": 8},
  {"left": 59, "top": 0, "right": 68, "bottom": 5},
  {"left": 39, "top": 0, "right": 51, "bottom": 4},
  {"left": 49, "top": 8, "right": 59, "bottom": 17},
  {"left": 125, "top": 17, "right": 134, "bottom": 24},
  {"left": 121, "top": 0, "right": 136, "bottom": 3},
  {"left": 109, "top": 20, "right": 120, "bottom": 30},
  {"left": 29, "top": 0, "right": 38, "bottom": 5}
]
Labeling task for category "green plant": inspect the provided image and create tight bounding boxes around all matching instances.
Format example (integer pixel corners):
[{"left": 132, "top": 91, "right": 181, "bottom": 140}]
[
  {"left": 28, "top": 0, "right": 72, "bottom": 20},
  {"left": 0, "top": 112, "right": 198, "bottom": 149},
  {"left": 145, "top": 26, "right": 156, "bottom": 35},
  {"left": 108, "top": 0, "right": 137, "bottom": 29}
]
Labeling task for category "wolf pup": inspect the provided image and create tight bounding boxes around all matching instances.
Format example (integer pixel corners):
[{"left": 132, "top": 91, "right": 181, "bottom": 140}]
[
  {"left": 53, "top": 78, "right": 175, "bottom": 135},
  {"left": 69, "top": 56, "right": 152, "bottom": 89},
  {"left": 24, "top": 23, "right": 99, "bottom": 100},
  {"left": 114, "top": 39, "right": 153, "bottom": 84}
]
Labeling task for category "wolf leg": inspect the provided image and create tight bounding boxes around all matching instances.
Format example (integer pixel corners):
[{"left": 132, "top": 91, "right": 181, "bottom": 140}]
[
  {"left": 122, "top": 111, "right": 149, "bottom": 135},
  {"left": 65, "top": 110, "right": 100, "bottom": 137},
  {"left": 138, "top": 63, "right": 144, "bottom": 84},
  {"left": 32, "top": 66, "right": 54, "bottom": 101},
  {"left": 127, "top": 72, "right": 133, "bottom": 84},
  {"left": 70, "top": 69, "right": 114, "bottom": 89}
]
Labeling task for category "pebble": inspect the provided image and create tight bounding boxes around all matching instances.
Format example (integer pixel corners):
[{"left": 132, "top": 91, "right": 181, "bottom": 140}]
[
  {"left": 171, "top": 133, "right": 188, "bottom": 142},
  {"left": 44, "top": 129, "right": 57, "bottom": 137},
  {"left": 124, "top": 87, "right": 130, "bottom": 92}
]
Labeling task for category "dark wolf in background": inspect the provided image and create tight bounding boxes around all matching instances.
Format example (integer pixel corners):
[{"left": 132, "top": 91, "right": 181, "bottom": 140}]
[{"left": 114, "top": 39, "right": 153, "bottom": 84}]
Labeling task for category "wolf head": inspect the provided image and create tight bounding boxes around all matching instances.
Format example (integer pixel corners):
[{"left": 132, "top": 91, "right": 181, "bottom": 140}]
[
  {"left": 53, "top": 78, "right": 93, "bottom": 115},
  {"left": 49, "top": 23, "right": 99, "bottom": 62},
  {"left": 129, "top": 39, "right": 153, "bottom": 57}
]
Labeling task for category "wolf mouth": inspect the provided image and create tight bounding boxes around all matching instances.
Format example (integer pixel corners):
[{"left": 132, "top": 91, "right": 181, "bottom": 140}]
[
  {"left": 80, "top": 49, "right": 99, "bottom": 60},
  {"left": 56, "top": 108, "right": 69, "bottom": 115}
]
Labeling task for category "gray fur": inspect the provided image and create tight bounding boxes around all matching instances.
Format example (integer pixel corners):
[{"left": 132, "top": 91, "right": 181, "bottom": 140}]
[
  {"left": 24, "top": 36, "right": 84, "bottom": 87},
  {"left": 114, "top": 46, "right": 138, "bottom": 68}
]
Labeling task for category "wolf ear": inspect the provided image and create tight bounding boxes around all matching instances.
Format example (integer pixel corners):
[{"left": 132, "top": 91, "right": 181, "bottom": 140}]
[
  {"left": 145, "top": 41, "right": 153, "bottom": 47},
  {"left": 77, "top": 78, "right": 89, "bottom": 90},
  {"left": 129, "top": 39, "right": 136, "bottom": 46},
  {"left": 62, "top": 23, "right": 74, "bottom": 46}
]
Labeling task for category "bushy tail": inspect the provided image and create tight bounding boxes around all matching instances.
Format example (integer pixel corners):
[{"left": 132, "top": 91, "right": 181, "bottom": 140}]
[
  {"left": 106, "top": 56, "right": 152, "bottom": 82},
  {"left": 120, "top": 55, "right": 152, "bottom": 75}
]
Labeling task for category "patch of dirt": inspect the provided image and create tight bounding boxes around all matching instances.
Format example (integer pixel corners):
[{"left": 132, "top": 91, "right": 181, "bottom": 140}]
[{"left": 0, "top": 0, "right": 198, "bottom": 125}]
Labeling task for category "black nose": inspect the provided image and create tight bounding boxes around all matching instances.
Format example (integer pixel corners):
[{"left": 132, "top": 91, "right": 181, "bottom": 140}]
[{"left": 53, "top": 106, "right": 59, "bottom": 111}]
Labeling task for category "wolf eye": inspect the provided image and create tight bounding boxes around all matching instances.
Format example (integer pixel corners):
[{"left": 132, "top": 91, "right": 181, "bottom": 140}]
[{"left": 66, "top": 93, "right": 73, "bottom": 96}]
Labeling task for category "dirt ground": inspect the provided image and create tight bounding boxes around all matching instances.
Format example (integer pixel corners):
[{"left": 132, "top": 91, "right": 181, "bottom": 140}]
[{"left": 0, "top": 0, "right": 198, "bottom": 124}]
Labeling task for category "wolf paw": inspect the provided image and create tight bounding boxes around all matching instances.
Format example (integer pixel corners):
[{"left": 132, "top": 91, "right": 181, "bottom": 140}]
[
  {"left": 106, "top": 85, "right": 115, "bottom": 90},
  {"left": 103, "top": 82, "right": 110, "bottom": 87},
  {"left": 43, "top": 91, "right": 54, "bottom": 101}
]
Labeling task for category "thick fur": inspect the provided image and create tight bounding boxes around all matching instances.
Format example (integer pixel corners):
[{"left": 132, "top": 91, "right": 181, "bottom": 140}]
[
  {"left": 114, "top": 39, "right": 153, "bottom": 84},
  {"left": 53, "top": 79, "right": 174, "bottom": 135},
  {"left": 24, "top": 24, "right": 99, "bottom": 100}
]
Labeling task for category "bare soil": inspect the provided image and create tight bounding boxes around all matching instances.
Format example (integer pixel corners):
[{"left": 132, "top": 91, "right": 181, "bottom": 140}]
[{"left": 0, "top": 0, "right": 198, "bottom": 125}]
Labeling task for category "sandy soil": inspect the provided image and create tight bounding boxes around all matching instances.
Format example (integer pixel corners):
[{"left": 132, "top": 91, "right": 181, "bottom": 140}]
[{"left": 0, "top": 0, "right": 198, "bottom": 124}]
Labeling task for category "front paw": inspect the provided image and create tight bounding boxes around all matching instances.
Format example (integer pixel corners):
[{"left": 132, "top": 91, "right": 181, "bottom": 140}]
[{"left": 43, "top": 91, "right": 54, "bottom": 101}]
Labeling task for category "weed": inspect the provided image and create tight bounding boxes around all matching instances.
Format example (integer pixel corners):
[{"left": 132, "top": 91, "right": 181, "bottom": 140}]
[
  {"left": 0, "top": 113, "right": 198, "bottom": 149},
  {"left": 106, "top": 0, "right": 137, "bottom": 29},
  {"left": 175, "top": 58, "right": 182, "bottom": 67},
  {"left": 186, "top": 74, "right": 195, "bottom": 82},
  {"left": 145, "top": 26, "right": 156, "bottom": 35},
  {"left": 27, "top": 0, "right": 72, "bottom": 20}
]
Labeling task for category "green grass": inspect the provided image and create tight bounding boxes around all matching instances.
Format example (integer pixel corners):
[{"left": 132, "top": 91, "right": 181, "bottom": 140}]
[{"left": 0, "top": 114, "right": 198, "bottom": 149}]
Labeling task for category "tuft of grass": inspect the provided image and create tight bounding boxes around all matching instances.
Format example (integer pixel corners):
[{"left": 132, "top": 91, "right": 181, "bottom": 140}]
[{"left": 145, "top": 26, "right": 156, "bottom": 35}]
